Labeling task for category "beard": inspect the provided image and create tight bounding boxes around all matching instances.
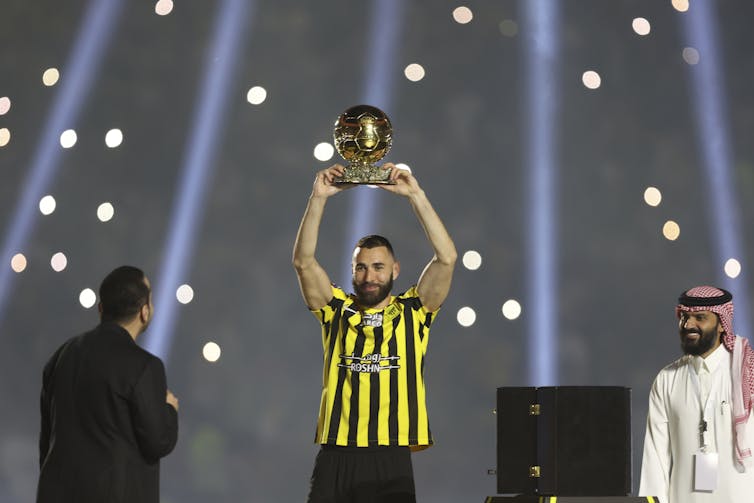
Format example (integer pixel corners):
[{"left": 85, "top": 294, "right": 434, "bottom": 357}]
[
  {"left": 353, "top": 276, "right": 393, "bottom": 308},
  {"left": 680, "top": 324, "right": 720, "bottom": 356}
]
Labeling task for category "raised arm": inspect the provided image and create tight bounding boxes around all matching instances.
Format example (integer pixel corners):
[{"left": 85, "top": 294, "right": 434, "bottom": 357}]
[
  {"left": 293, "top": 165, "right": 348, "bottom": 310},
  {"left": 379, "top": 164, "right": 457, "bottom": 312}
]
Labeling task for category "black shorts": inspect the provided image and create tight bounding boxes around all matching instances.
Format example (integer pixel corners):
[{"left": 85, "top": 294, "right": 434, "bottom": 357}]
[{"left": 307, "top": 445, "right": 416, "bottom": 503}]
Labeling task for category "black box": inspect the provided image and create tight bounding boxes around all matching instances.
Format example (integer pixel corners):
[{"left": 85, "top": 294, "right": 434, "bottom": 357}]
[{"left": 496, "top": 386, "right": 631, "bottom": 496}]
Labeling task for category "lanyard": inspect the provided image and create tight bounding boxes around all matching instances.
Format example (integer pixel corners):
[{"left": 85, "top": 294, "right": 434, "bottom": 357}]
[{"left": 688, "top": 360, "right": 723, "bottom": 451}]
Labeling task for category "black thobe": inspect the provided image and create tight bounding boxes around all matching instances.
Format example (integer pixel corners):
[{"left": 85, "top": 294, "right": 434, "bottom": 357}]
[{"left": 37, "top": 321, "right": 178, "bottom": 503}]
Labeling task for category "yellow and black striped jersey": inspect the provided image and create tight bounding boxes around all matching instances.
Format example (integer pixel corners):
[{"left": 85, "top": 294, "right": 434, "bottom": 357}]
[{"left": 311, "top": 285, "right": 437, "bottom": 448}]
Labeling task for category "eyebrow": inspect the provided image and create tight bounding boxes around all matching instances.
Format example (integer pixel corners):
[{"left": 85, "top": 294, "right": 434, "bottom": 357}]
[{"left": 681, "top": 311, "right": 711, "bottom": 317}]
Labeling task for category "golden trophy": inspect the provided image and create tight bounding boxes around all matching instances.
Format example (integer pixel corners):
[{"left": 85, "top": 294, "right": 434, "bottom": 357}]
[{"left": 332, "top": 104, "right": 394, "bottom": 184}]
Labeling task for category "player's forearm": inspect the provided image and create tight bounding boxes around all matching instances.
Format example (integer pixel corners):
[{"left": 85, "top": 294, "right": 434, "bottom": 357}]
[
  {"left": 293, "top": 194, "right": 328, "bottom": 270},
  {"left": 408, "top": 190, "right": 457, "bottom": 265}
]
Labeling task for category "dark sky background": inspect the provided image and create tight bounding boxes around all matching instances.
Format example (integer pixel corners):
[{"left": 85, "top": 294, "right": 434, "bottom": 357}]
[{"left": 1, "top": 1, "right": 753, "bottom": 501}]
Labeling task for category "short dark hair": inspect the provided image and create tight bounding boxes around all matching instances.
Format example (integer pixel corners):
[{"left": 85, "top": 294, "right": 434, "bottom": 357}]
[
  {"left": 99, "top": 266, "right": 150, "bottom": 323},
  {"left": 355, "top": 234, "right": 395, "bottom": 258}
]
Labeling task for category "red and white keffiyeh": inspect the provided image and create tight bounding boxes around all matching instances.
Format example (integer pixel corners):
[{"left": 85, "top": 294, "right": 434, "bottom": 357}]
[{"left": 676, "top": 285, "right": 754, "bottom": 469}]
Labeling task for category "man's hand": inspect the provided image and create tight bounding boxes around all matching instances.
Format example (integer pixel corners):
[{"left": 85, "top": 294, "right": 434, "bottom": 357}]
[
  {"left": 166, "top": 390, "right": 179, "bottom": 412},
  {"left": 378, "top": 162, "right": 421, "bottom": 198},
  {"left": 312, "top": 164, "right": 350, "bottom": 199}
]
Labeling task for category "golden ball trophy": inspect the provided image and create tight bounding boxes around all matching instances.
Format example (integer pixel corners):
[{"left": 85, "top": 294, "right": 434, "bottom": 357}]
[{"left": 332, "top": 104, "right": 394, "bottom": 184}]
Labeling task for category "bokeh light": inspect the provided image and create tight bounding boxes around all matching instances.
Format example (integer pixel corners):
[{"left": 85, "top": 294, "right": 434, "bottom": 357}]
[
  {"left": 404, "top": 63, "right": 426, "bottom": 82},
  {"left": 313, "top": 142, "right": 334, "bottom": 162},
  {"left": 79, "top": 288, "right": 97, "bottom": 309},
  {"left": 97, "top": 202, "right": 115, "bottom": 222},
  {"left": 452, "top": 6, "right": 473, "bottom": 24},
  {"left": 643, "top": 186, "right": 662, "bottom": 207},
  {"left": 155, "top": 0, "right": 174, "bottom": 16},
  {"left": 42, "top": 68, "right": 60, "bottom": 86},
  {"left": 724, "top": 258, "right": 741, "bottom": 279},
  {"left": 682, "top": 47, "right": 700, "bottom": 65},
  {"left": 0, "top": 97, "right": 10, "bottom": 115},
  {"left": 672, "top": 0, "right": 690, "bottom": 13},
  {"left": 105, "top": 128, "right": 123, "bottom": 148},
  {"left": 39, "top": 195, "right": 56, "bottom": 215},
  {"left": 246, "top": 86, "right": 267, "bottom": 105},
  {"left": 662, "top": 220, "right": 680, "bottom": 241},
  {"left": 0, "top": 128, "right": 9, "bottom": 147},
  {"left": 582, "top": 70, "right": 602, "bottom": 89},
  {"left": 457, "top": 306, "right": 476, "bottom": 327},
  {"left": 176, "top": 284, "right": 194, "bottom": 304},
  {"left": 10, "top": 253, "right": 27, "bottom": 273},
  {"left": 60, "top": 129, "right": 77, "bottom": 148},
  {"left": 502, "top": 299, "right": 522, "bottom": 320},
  {"left": 51, "top": 252, "right": 68, "bottom": 272},
  {"left": 203, "top": 341, "right": 222, "bottom": 362},
  {"left": 632, "top": 17, "right": 651, "bottom": 36},
  {"left": 462, "top": 250, "right": 482, "bottom": 270}
]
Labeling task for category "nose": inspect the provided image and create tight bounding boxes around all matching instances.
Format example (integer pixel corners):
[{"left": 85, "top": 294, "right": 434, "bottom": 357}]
[
  {"left": 364, "top": 268, "right": 377, "bottom": 282},
  {"left": 682, "top": 316, "right": 694, "bottom": 330}
]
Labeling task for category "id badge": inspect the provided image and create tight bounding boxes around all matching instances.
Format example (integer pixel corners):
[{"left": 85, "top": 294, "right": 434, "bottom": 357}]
[{"left": 693, "top": 451, "right": 718, "bottom": 492}]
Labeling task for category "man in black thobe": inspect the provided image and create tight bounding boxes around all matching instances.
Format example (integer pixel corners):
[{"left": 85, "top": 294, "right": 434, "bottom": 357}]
[{"left": 37, "top": 265, "right": 179, "bottom": 503}]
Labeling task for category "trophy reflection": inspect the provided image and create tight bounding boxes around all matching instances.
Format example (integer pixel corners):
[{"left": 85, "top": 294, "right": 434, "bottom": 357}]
[{"left": 332, "top": 105, "right": 394, "bottom": 184}]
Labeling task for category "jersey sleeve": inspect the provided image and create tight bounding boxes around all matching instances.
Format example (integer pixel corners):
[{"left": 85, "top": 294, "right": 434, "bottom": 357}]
[
  {"left": 399, "top": 285, "right": 436, "bottom": 317},
  {"left": 311, "top": 285, "right": 348, "bottom": 324}
]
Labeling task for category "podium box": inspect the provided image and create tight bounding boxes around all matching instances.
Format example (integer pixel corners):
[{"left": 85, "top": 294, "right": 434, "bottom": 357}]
[{"left": 496, "top": 386, "right": 631, "bottom": 496}]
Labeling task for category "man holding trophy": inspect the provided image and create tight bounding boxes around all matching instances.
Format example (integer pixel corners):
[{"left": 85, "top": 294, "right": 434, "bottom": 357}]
[{"left": 292, "top": 106, "right": 457, "bottom": 503}]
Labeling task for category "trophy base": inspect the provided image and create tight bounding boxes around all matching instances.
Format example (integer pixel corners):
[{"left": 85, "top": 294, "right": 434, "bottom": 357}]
[
  {"left": 333, "top": 179, "right": 396, "bottom": 186},
  {"left": 332, "top": 164, "right": 395, "bottom": 185}
]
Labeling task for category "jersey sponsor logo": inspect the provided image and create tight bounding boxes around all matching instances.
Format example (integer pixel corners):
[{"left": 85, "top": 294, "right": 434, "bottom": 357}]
[
  {"left": 360, "top": 312, "right": 383, "bottom": 327},
  {"left": 338, "top": 352, "right": 400, "bottom": 373}
]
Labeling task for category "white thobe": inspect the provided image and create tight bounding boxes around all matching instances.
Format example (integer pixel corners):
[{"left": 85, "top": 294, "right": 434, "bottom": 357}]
[{"left": 639, "top": 344, "right": 754, "bottom": 502}]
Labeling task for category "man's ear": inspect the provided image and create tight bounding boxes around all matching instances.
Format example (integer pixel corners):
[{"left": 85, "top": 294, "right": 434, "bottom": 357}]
[
  {"left": 97, "top": 303, "right": 103, "bottom": 315},
  {"left": 392, "top": 261, "right": 400, "bottom": 280},
  {"left": 140, "top": 303, "right": 150, "bottom": 323}
]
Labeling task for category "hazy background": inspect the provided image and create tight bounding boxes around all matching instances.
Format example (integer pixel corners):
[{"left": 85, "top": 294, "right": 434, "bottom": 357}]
[{"left": 1, "top": 1, "right": 753, "bottom": 501}]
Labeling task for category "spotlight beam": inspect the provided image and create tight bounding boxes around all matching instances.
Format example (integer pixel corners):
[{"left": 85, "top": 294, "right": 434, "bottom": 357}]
[
  {"left": 338, "top": 0, "right": 406, "bottom": 289},
  {"left": 522, "top": 0, "right": 561, "bottom": 386},
  {"left": 143, "top": 0, "right": 253, "bottom": 361},
  {"left": 682, "top": 0, "right": 752, "bottom": 340}
]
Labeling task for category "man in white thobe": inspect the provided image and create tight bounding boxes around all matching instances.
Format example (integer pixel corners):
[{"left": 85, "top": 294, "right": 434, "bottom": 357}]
[{"left": 639, "top": 286, "right": 754, "bottom": 503}]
